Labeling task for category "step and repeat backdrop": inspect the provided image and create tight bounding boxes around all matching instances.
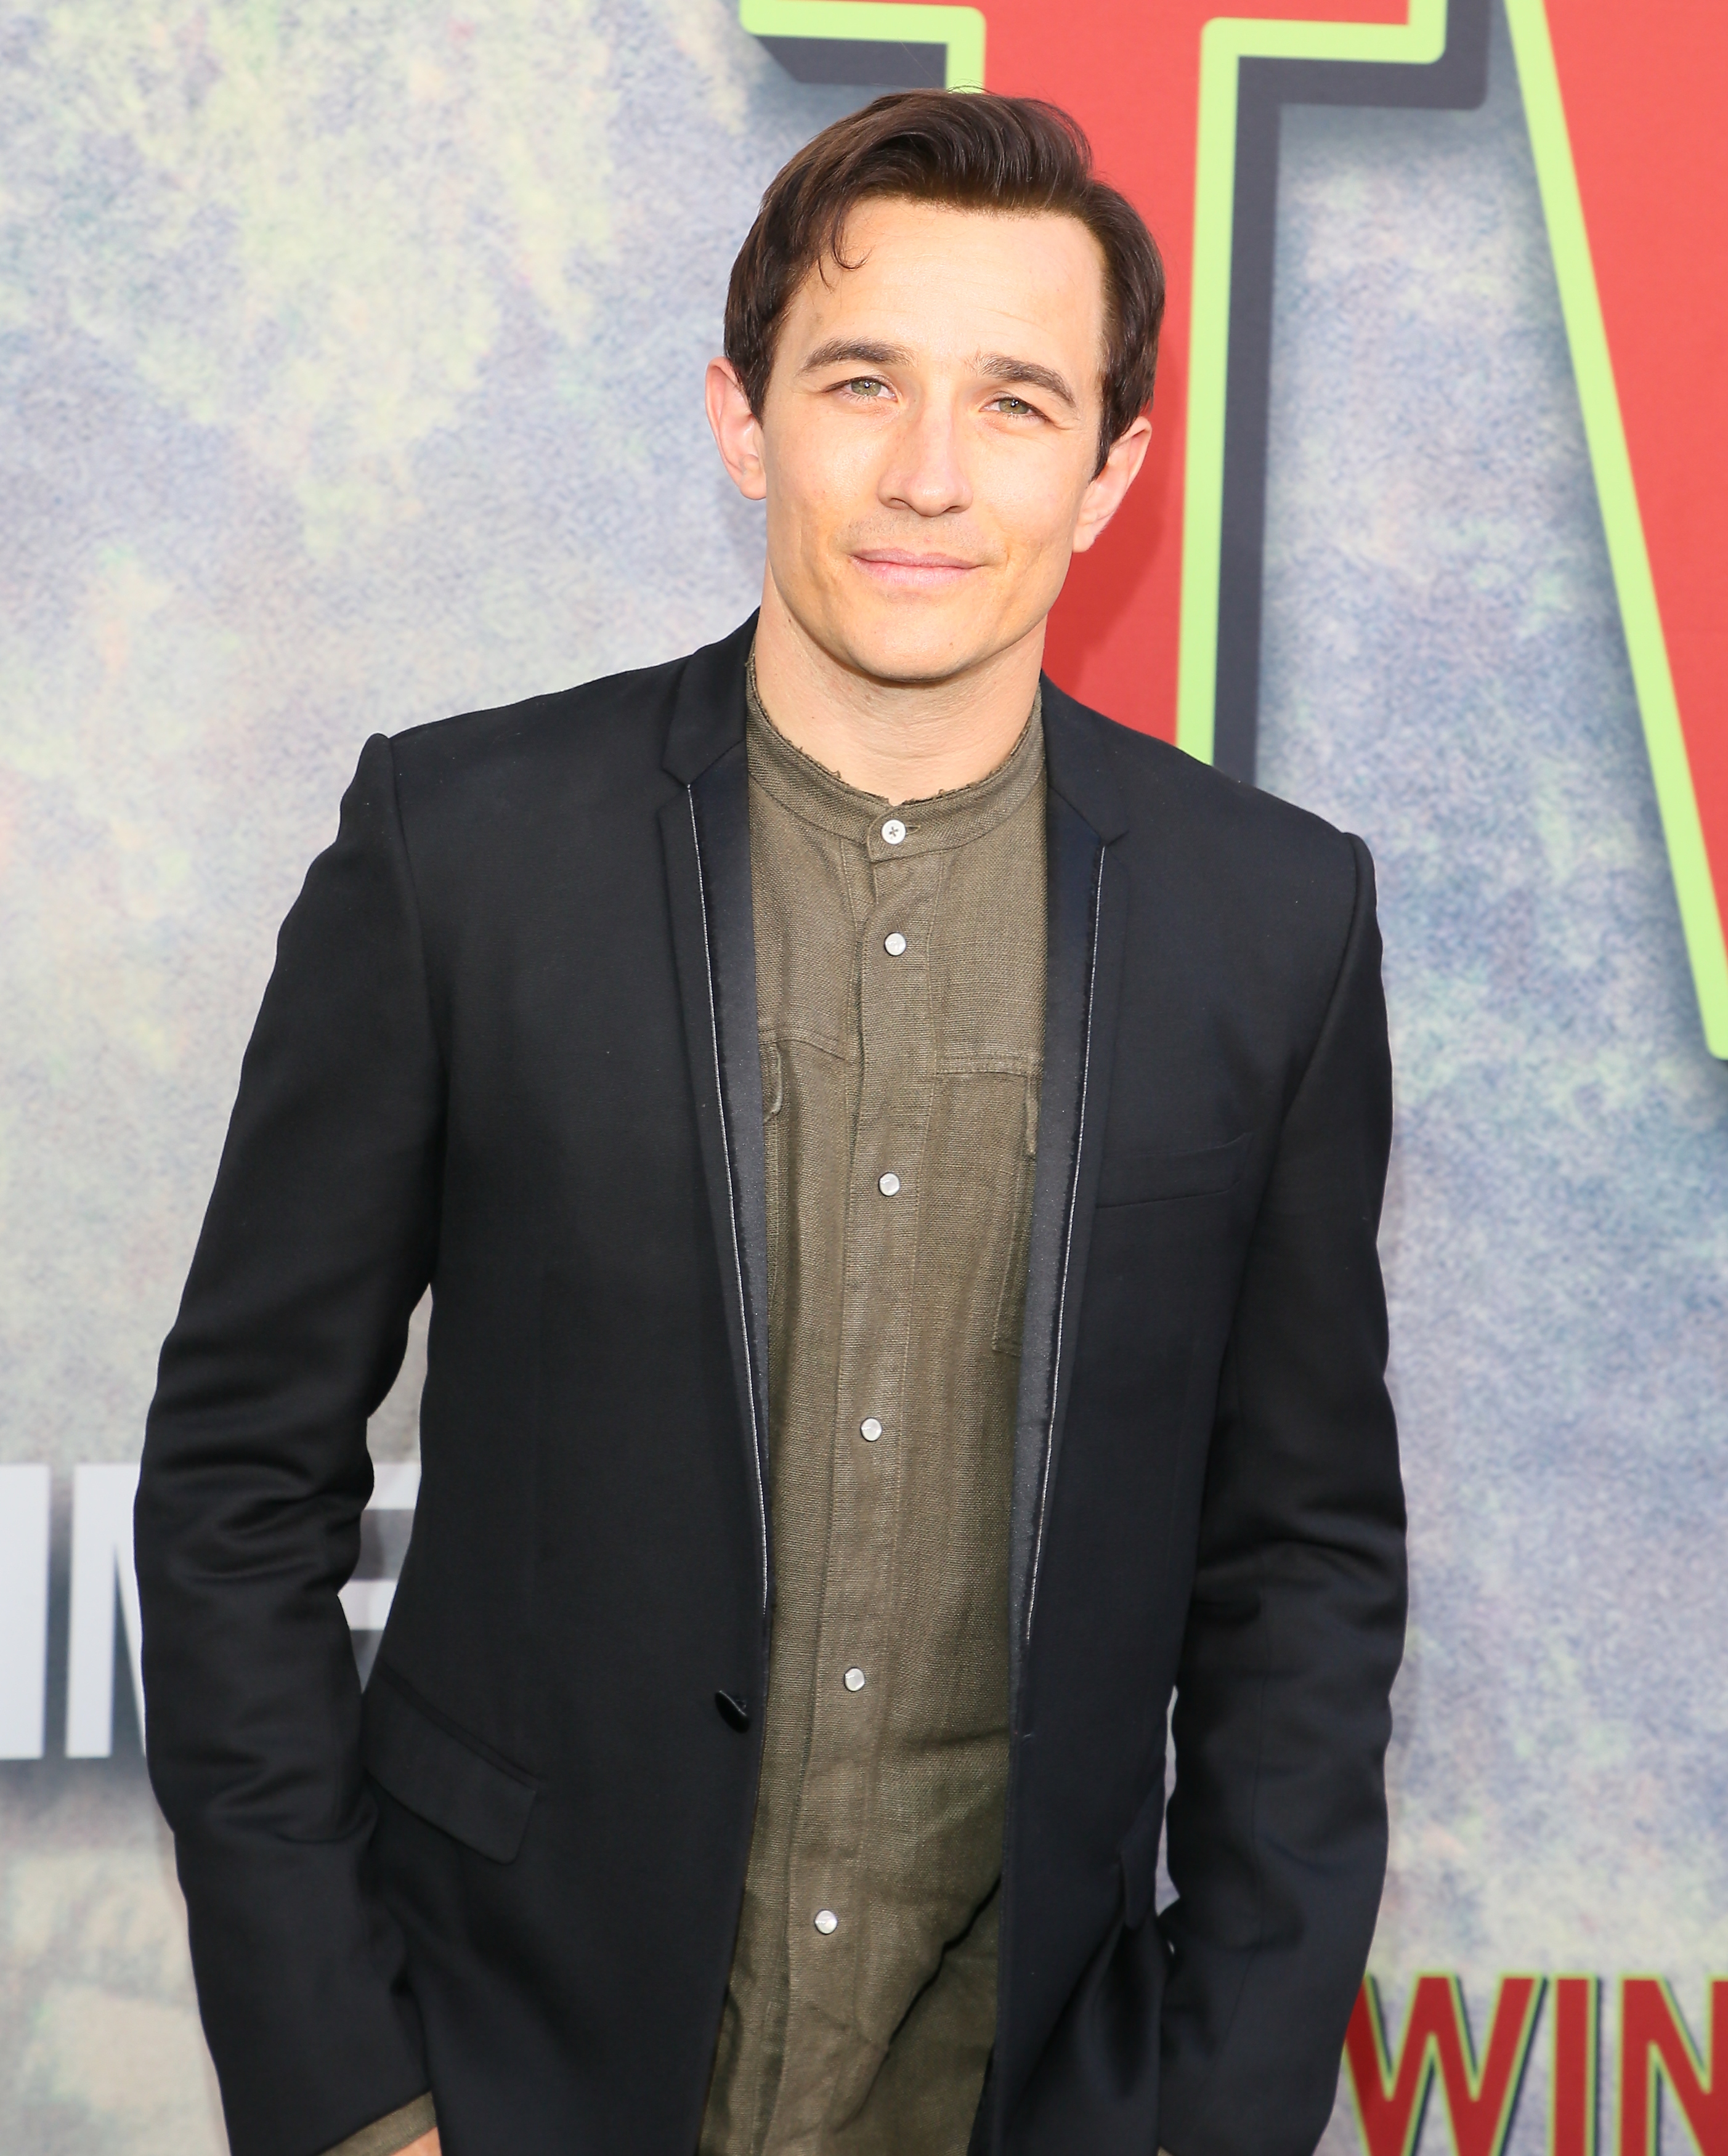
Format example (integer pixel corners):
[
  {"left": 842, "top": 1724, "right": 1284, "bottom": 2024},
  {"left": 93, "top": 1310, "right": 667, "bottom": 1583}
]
[{"left": 1, "top": 2, "right": 1724, "bottom": 2152}]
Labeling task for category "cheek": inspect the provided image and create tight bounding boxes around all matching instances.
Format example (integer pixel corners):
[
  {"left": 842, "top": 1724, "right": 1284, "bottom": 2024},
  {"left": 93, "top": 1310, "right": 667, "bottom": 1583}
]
[
  {"left": 988, "top": 453, "right": 1088, "bottom": 564},
  {"left": 770, "top": 431, "right": 878, "bottom": 547},
  {"left": 761, "top": 473, "right": 837, "bottom": 588}
]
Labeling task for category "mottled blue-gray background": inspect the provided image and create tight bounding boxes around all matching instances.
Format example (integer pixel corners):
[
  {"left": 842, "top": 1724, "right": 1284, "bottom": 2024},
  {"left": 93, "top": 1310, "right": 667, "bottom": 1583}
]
[{"left": 1, "top": 2, "right": 1722, "bottom": 2149}]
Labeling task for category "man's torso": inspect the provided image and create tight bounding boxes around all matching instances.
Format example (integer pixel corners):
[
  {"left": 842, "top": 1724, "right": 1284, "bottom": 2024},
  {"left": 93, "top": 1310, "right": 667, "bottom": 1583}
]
[{"left": 700, "top": 676, "right": 1045, "bottom": 2154}]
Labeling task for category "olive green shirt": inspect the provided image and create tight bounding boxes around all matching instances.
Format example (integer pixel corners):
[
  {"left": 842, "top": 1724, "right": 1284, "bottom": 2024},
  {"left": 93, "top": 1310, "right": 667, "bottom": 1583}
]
[
  {"left": 699, "top": 668, "right": 1047, "bottom": 2155},
  {"left": 324, "top": 2092, "right": 436, "bottom": 2156}
]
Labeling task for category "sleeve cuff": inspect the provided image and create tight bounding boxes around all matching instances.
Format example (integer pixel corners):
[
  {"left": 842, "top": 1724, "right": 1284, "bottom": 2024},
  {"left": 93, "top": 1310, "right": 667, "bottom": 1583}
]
[{"left": 322, "top": 2093, "right": 437, "bottom": 2156}]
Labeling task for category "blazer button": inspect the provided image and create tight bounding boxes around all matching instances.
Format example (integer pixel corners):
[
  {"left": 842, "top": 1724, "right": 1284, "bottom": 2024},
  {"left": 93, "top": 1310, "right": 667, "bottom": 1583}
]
[{"left": 715, "top": 1690, "right": 750, "bottom": 1732}]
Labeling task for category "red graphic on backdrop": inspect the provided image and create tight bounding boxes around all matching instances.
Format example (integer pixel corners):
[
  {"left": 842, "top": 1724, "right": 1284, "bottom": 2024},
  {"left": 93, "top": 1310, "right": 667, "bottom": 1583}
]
[
  {"left": 1345, "top": 1976, "right": 1728, "bottom": 2156},
  {"left": 1346, "top": 1975, "right": 1541, "bottom": 2156},
  {"left": 1546, "top": 6, "right": 1728, "bottom": 955},
  {"left": 1620, "top": 1979, "right": 1728, "bottom": 2156}
]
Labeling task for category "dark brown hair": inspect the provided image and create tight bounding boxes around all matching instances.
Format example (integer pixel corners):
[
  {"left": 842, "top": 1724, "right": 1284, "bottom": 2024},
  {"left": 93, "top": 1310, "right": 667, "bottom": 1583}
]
[{"left": 724, "top": 91, "right": 1166, "bottom": 474}]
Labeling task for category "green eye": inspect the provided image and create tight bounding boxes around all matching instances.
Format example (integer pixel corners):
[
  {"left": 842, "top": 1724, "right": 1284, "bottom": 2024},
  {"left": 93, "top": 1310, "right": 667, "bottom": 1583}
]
[{"left": 846, "top": 378, "right": 888, "bottom": 397}]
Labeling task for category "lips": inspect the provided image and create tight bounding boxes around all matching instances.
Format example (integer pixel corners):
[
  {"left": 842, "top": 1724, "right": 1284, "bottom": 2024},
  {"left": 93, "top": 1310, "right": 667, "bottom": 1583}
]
[
  {"left": 850, "top": 549, "right": 980, "bottom": 586},
  {"left": 854, "top": 549, "right": 976, "bottom": 569}
]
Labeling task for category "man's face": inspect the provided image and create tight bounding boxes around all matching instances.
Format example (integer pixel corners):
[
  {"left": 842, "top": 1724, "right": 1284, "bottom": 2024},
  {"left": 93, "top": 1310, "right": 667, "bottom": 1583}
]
[{"left": 718, "top": 198, "right": 1145, "bottom": 688}]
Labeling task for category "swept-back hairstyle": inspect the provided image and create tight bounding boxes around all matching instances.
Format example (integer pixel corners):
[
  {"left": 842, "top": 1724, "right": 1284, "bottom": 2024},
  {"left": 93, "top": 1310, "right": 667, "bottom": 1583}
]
[{"left": 724, "top": 90, "right": 1165, "bottom": 472}]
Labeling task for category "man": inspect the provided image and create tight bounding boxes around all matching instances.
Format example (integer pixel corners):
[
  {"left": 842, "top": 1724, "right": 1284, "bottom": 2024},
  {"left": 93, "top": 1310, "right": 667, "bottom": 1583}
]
[{"left": 136, "top": 91, "right": 1405, "bottom": 2156}]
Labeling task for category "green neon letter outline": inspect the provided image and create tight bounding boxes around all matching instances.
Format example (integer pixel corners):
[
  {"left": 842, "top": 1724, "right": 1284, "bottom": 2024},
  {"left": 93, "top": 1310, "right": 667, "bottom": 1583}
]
[
  {"left": 1176, "top": 0, "right": 1728, "bottom": 1055},
  {"left": 738, "top": 1, "right": 986, "bottom": 89},
  {"left": 1176, "top": 0, "right": 1448, "bottom": 770}
]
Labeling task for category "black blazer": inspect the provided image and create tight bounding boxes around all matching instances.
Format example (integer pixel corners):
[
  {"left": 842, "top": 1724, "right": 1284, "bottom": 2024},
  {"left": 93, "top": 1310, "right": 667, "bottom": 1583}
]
[{"left": 136, "top": 616, "right": 1405, "bottom": 2156}]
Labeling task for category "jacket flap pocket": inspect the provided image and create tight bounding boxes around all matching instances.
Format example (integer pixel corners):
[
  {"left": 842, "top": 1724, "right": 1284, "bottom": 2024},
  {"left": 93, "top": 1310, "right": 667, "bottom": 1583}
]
[
  {"left": 1097, "top": 1131, "right": 1252, "bottom": 1209},
  {"left": 362, "top": 1664, "right": 538, "bottom": 1863}
]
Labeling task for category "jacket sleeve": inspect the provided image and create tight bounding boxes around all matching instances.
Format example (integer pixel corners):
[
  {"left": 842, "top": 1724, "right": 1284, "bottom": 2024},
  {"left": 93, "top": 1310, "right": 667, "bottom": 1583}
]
[
  {"left": 135, "top": 733, "right": 443, "bottom": 2156},
  {"left": 1157, "top": 833, "right": 1407, "bottom": 2156}
]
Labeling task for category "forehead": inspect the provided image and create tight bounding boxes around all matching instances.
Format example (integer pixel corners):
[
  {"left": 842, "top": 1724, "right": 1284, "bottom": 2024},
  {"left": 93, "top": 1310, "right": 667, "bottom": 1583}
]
[{"left": 782, "top": 198, "right": 1108, "bottom": 390}]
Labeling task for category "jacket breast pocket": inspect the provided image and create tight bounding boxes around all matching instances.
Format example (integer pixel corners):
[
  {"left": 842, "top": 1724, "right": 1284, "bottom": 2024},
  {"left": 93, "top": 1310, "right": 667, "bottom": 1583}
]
[
  {"left": 362, "top": 1661, "right": 538, "bottom": 1863},
  {"left": 1095, "top": 1131, "right": 1252, "bottom": 1211}
]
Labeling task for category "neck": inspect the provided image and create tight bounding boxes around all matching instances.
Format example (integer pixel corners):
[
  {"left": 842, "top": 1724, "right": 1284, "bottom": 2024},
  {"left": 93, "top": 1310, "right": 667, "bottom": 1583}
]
[{"left": 750, "top": 576, "right": 1045, "bottom": 805}]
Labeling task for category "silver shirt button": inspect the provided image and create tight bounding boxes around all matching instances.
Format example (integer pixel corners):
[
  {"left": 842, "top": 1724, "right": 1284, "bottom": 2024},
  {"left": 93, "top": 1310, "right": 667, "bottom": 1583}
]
[
  {"left": 878, "top": 1172, "right": 901, "bottom": 1196},
  {"left": 860, "top": 1417, "right": 883, "bottom": 1442},
  {"left": 844, "top": 1666, "right": 866, "bottom": 1692},
  {"left": 883, "top": 932, "right": 907, "bottom": 956},
  {"left": 882, "top": 818, "right": 906, "bottom": 845},
  {"left": 814, "top": 1908, "right": 839, "bottom": 1935}
]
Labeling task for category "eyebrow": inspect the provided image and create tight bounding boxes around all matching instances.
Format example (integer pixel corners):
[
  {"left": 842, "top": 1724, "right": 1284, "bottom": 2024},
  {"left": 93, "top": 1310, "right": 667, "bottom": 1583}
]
[
  {"left": 798, "top": 340, "right": 1080, "bottom": 411},
  {"left": 799, "top": 338, "right": 910, "bottom": 373},
  {"left": 976, "top": 353, "right": 1079, "bottom": 410}
]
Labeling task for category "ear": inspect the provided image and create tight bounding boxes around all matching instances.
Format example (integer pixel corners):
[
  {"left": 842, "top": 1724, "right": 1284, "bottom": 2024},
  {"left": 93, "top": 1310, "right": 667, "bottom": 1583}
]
[
  {"left": 1070, "top": 413, "right": 1153, "bottom": 554},
  {"left": 707, "top": 357, "right": 767, "bottom": 503}
]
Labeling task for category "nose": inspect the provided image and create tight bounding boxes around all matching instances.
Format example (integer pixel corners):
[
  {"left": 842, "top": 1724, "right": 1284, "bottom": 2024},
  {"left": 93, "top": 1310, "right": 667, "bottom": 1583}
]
[{"left": 878, "top": 395, "right": 972, "bottom": 519}]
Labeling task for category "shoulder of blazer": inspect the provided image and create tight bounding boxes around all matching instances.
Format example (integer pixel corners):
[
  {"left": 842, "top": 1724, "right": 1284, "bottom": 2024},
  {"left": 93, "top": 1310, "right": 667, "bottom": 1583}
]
[
  {"left": 377, "top": 617, "right": 756, "bottom": 866},
  {"left": 386, "top": 655, "right": 684, "bottom": 809},
  {"left": 384, "top": 617, "right": 763, "bottom": 832},
  {"left": 1040, "top": 676, "right": 1367, "bottom": 971}
]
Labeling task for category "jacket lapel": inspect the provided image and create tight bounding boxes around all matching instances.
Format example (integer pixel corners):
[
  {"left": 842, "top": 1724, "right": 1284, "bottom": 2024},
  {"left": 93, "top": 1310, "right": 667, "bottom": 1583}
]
[
  {"left": 1008, "top": 683, "right": 1130, "bottom": 1718},
  {"left": 659, "top": 620, "right": 771, "bottom": 1627}
]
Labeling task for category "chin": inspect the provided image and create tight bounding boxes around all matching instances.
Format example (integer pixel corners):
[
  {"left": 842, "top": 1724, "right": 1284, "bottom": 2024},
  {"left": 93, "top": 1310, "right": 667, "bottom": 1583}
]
[{"left": 832, "top": 606, "right": 1002, "bottom": 688}]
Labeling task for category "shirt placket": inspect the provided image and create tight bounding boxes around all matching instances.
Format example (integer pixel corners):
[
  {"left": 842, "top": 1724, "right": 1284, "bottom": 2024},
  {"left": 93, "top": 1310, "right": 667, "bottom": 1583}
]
[{"left": 764, "top": 816, "right": 945, "bottom": 2148}]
